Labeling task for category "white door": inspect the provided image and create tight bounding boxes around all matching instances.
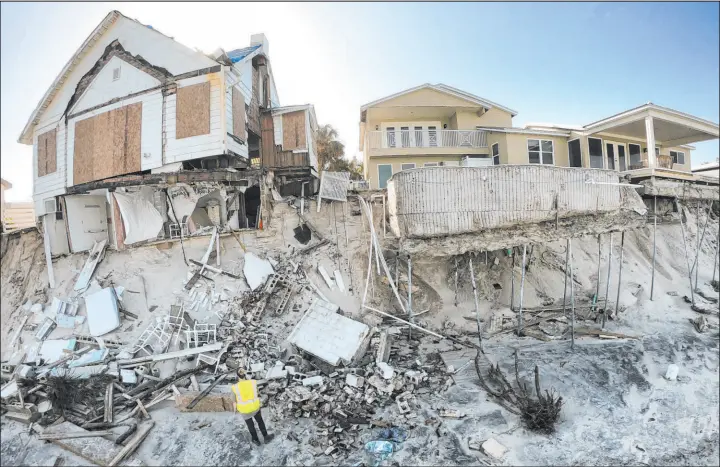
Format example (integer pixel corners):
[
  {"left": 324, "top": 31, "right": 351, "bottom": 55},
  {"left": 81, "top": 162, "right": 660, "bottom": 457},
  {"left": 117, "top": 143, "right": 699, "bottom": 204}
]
[
  {"left": 64, "top": 195, "right": 109, "bottom": 253},
  {"left": 604, "top": 141, "right": 627, "bottom": 171}
]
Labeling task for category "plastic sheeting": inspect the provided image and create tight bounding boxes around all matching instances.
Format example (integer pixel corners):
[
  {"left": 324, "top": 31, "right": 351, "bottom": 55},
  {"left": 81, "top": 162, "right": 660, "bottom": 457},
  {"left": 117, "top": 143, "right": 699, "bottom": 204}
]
[{"left": 114, "top": 191, "right": 163, "bottom": 245}]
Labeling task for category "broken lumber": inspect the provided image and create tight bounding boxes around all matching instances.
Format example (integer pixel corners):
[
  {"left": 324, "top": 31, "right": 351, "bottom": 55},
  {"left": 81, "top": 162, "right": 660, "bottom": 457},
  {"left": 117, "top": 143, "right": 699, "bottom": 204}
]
[
  {"left": 188, "top": 259, "right": 241, "bottom": 279},
  {"left": 573, "top": 327, "right": 639, "bottom": 339},
  {"left": 117, "top": 343, "right": 224, "bottom": 365},
  {"left": 108, "top": 421, "right": 154, "bottom": 466},
  {"left": 186, "top": 373, "right": 229, "bottom": 410},
  {"left": 37, "top": 430, "right": 115, "bottom": 440}
]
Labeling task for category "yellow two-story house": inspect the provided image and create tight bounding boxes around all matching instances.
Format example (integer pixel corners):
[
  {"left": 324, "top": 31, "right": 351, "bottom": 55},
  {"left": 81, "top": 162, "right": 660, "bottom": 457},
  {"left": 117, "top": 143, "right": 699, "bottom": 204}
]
[
  {"left": 359, "top": 83, "right": 518, "bottom": 189},
  {"left": 360, "top": 83, "right": 719, "bottom": 190}
]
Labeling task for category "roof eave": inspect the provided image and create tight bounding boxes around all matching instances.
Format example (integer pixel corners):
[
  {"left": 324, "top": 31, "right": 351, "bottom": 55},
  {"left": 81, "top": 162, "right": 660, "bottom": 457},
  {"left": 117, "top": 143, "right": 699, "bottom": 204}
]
[{"left": 18, "top": 10, "right": 121, "bottom": 145}]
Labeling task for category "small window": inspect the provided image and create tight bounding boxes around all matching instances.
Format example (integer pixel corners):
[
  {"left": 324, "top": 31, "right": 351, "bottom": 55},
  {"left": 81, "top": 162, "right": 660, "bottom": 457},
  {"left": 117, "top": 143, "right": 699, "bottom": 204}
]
[
  {"left": 414, "top": 126, "right": 424, "bottom": 147},
  {"left": 401, "top": 163, "right": 416, "bottom": 171},
  {"left": 491, "top": 142, "right": 500, "bottom": 166},
  {"left": 378, "top": 164, "right": 393, "bottom": 189},
  {"left": 670, "top": 151, "right": 685, "bottom": 165},
  {"left": 112, "top": 67, "right": 121, "bottom": 81},
  {"left": 386, "top": 127, "right": 396, "bottom": 148},
  {"left": 588, "top": 137, "right": 604, "bottom": 169},
  {"left": 629, "top": 144, "right": 642, "bottom": 168},
  {"left": 568, "top": 139, "right": 582, "bottom": 167},
  {"left": 400, "top": 127, "right": 410, "bottom": 147},
  {"left": 528, "top": 139, "right": 554, "bottom": 165},
  {"left": 424, "top": 162, "right": 438, "bottom": 167},
  {"left": 428, "top": 126, "right": 438, "bottom": 147}
]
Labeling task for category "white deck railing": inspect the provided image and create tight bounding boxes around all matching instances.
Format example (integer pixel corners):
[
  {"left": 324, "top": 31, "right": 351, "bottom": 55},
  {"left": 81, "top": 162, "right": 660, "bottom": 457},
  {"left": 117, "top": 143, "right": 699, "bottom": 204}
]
[{"left": 368, "top": 129, "right": 487, "bottom": 150}]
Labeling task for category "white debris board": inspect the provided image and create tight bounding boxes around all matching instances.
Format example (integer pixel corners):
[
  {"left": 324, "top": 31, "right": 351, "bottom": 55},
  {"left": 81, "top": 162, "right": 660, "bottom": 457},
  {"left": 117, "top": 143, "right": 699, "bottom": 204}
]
[
  {"left": 287, "top": 299, "right": 370, "bottom": 366},
  {"left": 85, "top": 288, "right": 120, "bottom": 337},
  {"left": 318, "top": 171, "right": 350, "bottom": 202}
]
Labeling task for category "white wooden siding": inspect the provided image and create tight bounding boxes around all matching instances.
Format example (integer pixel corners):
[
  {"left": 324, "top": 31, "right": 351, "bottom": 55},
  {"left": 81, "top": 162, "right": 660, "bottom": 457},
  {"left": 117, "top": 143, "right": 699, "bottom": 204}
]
[
  {"left": 72, "top": 56, "right": 162, "bottom": 114},
  {"left": 33, "top": 120, "right": 67, "bottom": 216},
  {"left": 164, "top": 73, "right": 224, "bottom": 163},
  {"left": 66, "top": 90, "right": 163, "bottom": 187},
  {"left": 223, "top": 68, "right": 248, "bottom": 158},
  {"left": 37, "top": 16, "right": 217, "bottom": 131}
]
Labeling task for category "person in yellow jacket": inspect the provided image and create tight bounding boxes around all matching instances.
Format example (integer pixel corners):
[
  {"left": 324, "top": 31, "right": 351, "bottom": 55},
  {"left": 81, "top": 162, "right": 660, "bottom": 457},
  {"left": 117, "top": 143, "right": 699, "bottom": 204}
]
[{"left": 231, "top": 372, "right": 274, "bottom": 446}]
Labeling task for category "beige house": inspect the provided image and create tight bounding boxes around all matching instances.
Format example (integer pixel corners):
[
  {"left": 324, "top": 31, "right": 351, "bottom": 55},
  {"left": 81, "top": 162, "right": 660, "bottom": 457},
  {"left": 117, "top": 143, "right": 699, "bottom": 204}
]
[{"left": 360, "top": 84, "right": 719, "bottom": 189}]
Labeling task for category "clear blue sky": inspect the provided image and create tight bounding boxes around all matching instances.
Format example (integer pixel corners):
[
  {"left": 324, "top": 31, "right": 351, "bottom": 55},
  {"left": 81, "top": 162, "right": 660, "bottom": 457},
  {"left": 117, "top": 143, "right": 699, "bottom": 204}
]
[{"left": 2, "top": 2, "right": 718, "bottom": 201}]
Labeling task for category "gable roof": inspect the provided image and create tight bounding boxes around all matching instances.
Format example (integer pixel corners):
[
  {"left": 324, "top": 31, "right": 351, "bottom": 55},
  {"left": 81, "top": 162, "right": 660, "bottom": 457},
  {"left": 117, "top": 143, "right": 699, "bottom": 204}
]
[
  {"left": 18, "top": 10, "right": 217, "bottom": 145},
  {"left": 227, "top": 45, "right": 261, "bottom": 63},
  {"left": 360, "top": 83, "right": 518, "bottom": 116}
]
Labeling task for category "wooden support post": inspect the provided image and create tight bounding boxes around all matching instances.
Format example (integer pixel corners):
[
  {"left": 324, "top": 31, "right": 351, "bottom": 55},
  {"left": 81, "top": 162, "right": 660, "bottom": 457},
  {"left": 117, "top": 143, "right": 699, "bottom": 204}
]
[
  {"left": 676, "top": 199, "right": 695, "bottom": 306},
  {"left": 602, "top": 233, "right": 613, "bottom": 329},
  {"left": 691, "top": 200, "right": 712, "bottom": 291},
  {"left": 614, "top": 231, "right": 625, "bottom": 316},
  {"left": 407, "top": 254, "right": 413, "bottom": 340},
  {"left": 562, "top": 240, "right": 570, "bottom": 314},
  {"left": 713, "top": 227, "right": 719, "bottom": 284},
  {"left": 510, "top": 248, "right": 516, "bottom": 311},
  {"left": 594, "top": 234, "right": 601, "bottom": 311},
  {"left": 569, "top": 238, "right": 575, "bottom": 350},
  {"left": 43, "top": 215, "right": 56, "bottom": 289},
  {"left": 468, "top": 257, "right": 482, "bottom": 350},
  {"left": 454, "top": 257, "right": 459, "bottom": 307},
  {"left": 517, "top": 245, "right": 527, "bottom": 337},
  {"left": 651, "top": 196, "right": 657, "bottom": 301}
]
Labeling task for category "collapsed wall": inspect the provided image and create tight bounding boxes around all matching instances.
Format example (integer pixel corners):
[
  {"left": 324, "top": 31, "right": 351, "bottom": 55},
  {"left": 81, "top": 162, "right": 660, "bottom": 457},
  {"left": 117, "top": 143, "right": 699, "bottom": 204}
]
[{"left": 387, "top": 166, "right": 648, "bottom": 256}]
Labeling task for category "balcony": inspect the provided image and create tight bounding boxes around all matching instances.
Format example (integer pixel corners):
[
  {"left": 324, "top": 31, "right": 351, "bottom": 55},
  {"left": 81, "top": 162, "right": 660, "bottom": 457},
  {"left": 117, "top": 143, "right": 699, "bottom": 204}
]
[{"left": 368, "top": 129, "right": 488, "bottom": 151}]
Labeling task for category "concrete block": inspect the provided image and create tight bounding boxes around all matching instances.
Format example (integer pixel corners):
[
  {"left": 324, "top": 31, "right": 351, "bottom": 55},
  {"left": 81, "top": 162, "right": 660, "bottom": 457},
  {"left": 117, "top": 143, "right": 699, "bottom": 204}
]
[
  {"left": 302, "top": 376, "right": 323, "bottom": 386},
  {"left": 120, "top": 369, "right": 138, "bottom": 384},
  {"left": 250, "top": 362, "right": 265, "bottom": 373},
  {"left": 346, "top": 374, "right": 365, "bottom": 388},
  {"left": 377, "top": 362, "right": 395, "bottom": 380},
  {"left": 481, "top": 438, "right": 508, "bottom": 460},
  {"left": 665, "top": 364, "right": 679, "bottom": 381},
  {"left": 376, "top": 331, "right": 391, "bottom": 363}
]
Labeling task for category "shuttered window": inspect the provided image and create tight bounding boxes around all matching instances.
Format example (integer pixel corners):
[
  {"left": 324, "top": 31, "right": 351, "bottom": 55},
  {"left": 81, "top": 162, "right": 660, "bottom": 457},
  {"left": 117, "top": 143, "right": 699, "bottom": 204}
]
[{"left": 37, "top": 129, "right": 57, "bottom": 177}]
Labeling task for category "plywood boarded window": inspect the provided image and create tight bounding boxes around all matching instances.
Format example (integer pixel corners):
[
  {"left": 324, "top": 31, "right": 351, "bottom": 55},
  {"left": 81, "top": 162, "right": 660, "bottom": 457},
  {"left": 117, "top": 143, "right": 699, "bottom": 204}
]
[
  {"left": 176, "top": 82, "right": 211, "bottom": 139},
  {"left": 72, "top": 102, "right": 142, "bottom": 185},
  {"left": 282, "top": 111, "right": 307, "bottom": 151},
  {"left": 37, "top": 129, "right": 57, "bottom": 177},
  {"left": 232, "top": 87, "right": 246, "bottom": 139}
]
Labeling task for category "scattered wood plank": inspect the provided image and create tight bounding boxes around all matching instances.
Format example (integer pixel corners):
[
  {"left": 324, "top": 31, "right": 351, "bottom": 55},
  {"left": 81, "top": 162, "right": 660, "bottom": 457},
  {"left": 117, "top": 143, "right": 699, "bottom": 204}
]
[
  {"left": 188, "top": 259, "right": 240, "bottom": 279},
  {"left": 38, "top": 430, "right": 115, "bottom": 440},
  {"left": 573, "top": 327, "right": 639, "bottom": 339},
  {"left": 136, "top": 400, "right": 149, "bottom": 420},
  {"left": 108, "top": 421, "right": 154, "bottom": 466}
]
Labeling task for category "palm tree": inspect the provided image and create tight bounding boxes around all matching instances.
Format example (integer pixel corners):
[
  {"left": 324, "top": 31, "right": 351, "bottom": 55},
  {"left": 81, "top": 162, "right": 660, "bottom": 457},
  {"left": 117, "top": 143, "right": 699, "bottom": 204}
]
[{"left": 316, "top": 124, "right": 345, "bottom": 174}]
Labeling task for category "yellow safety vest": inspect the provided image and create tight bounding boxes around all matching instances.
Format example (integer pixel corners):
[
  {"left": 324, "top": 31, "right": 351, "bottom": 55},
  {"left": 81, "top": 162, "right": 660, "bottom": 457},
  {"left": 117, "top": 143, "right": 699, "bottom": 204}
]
[{"left": 231, "top": 380, "right": 260, "bottom": 414}]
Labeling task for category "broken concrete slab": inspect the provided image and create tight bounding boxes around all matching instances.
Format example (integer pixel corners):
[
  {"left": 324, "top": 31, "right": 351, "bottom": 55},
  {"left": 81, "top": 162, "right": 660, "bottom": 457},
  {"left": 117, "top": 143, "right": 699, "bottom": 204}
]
[
  {"left": 85, "top": 288, "right": 120, "bottom": 337},
  {"left": 302, "top": 376, "right": 323, "bottom": 386},
  {"left": 346, "top": 374, "right": 365, "bottom": 388},
  {"left": 287, "top": 299, "right": 370, "bottom": 366},
  {"left": 665, "top": 364, "right": 679, "bottom": 381},
  {"left": 243, "top": 252, "right": 275, "bottom": 291},
  {"left": 377, "top": 362, "right": 395, "bottom": 380},
  {"left": 480, "top": 438, "right": 508, "bottom": 460},
  {"left": 74, "top": 240, "right": 107, "bottom": 292}
]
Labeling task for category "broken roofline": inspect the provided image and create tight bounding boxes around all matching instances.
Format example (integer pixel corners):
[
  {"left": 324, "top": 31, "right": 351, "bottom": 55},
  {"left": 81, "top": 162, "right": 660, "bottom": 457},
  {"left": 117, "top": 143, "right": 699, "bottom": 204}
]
[
  {"left": 64, "top": 169, "right": 261, "bottom": 195},
  {"left": 17, "top": 9, "right": 278, "bottom": 144}
]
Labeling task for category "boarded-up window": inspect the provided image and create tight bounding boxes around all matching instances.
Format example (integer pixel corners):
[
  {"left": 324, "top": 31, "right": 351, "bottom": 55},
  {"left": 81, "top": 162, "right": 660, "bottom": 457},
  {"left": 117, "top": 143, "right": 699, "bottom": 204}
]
[
  {"left": 73, "top": 102, "right": 142, "bottom": 185},
  {"left": 232, "top": 87, "right": 246, "bottom": 139},
  {"left": 176, "top": 82, "right": 211, "bottom": 139},
  {"left": 37, "top": 129, "right": 57, "bottom": 177},
  {"left": 282, "top": 111, "right": 307, "bottom": 150}
]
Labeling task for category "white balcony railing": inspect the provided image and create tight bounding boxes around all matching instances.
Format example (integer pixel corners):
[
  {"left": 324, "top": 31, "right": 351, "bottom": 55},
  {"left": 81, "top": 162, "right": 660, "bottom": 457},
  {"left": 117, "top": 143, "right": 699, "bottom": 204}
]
[{"left": 368, "top": 129, "right": 488, "bottom": 150}]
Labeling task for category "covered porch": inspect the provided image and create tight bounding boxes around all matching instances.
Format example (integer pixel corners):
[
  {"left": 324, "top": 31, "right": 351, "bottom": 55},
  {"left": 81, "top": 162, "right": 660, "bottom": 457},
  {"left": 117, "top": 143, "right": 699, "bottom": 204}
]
[{"left": 582, "top": 103, "right": 719, "bottom": 176}]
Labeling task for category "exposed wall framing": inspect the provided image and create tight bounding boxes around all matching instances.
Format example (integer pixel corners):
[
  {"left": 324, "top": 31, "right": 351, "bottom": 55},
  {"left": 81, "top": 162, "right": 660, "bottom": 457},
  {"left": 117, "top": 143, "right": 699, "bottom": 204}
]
[
  {"left": 37, "top": 129, "right": 58, "bottom": 177},
  {"left": 73, "top": 102, "right": 143, "bottom": 185},
  {"left": 232, "top": 87, "right": 246, "bottom": 139},
  {"left": 175, "top": 82, "right": 211, "bottom": 139}
]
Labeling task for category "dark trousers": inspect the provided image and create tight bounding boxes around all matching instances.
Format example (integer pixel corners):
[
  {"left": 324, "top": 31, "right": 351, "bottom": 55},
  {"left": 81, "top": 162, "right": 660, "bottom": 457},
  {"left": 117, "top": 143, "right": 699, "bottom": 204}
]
[{"left": 245, "top": 409, "right": 268, "bottom": 442}]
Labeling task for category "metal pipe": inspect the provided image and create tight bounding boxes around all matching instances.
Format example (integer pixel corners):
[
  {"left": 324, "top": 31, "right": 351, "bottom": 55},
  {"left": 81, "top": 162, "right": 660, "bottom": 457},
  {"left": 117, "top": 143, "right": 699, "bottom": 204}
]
[
  {"left": 468, "top": 257, "right": 482, "bottom": 349},
  {"left": 454, "top": 257, "right": 459, "bottom": 307},
  {"left": 594, "top": 234, "right": 601, "bottom": 312},
  {"left": 676, "top": 199, "right": 695, "bottom": 306},
  {"left": 691, "top": 201, "right": 712, "bottom": 291},
  {"left": 517, "top": 245, "right": 527, "bottom": 337},
  {"left": 651, "top": 196, "right": 657, "bottom": 301},
  {"left": 569, "top": 238, "right": 575, "bottom": 350},
  {"left": 602, "top": 233, "right": 613, "bottom": 328},
  {"left": 562, "top": 240, "right": 570, "bottom": 315},
  {"left": 407, "top": 254, "right": 413, "bottom": 340},
  {"left": 510, "top": 249, "right": 516, "bottom": 311},
  {"left": 614, "top": 231, "right": 625, "bottom": 316},
  {"left": 695, "top": 201, "right": 701, "bottom": 289}
]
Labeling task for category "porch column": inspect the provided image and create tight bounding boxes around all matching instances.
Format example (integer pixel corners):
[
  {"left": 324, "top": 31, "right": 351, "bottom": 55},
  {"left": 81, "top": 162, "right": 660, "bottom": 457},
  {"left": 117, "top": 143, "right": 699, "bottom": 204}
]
[{"left": 645, "top": 116, "right": 657, "bottom": 169}]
